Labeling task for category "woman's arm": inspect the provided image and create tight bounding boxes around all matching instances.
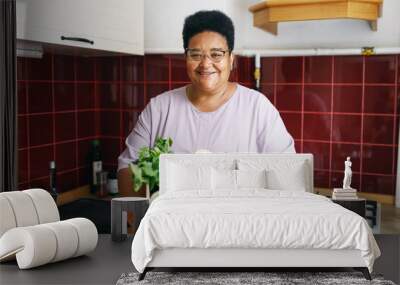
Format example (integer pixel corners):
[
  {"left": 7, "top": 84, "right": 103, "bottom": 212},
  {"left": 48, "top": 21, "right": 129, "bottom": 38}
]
[
  {"left": 117, "top": 168, "right": 147, "bottom": 197},
  {"left": 117, "top": 168, "right": 133, "bottom": 197}
]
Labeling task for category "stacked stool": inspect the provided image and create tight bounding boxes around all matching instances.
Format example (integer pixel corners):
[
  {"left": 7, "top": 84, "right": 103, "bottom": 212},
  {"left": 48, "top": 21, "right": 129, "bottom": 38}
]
[{"left": 0, "top": 189, "right": 98, "bottom": 269}]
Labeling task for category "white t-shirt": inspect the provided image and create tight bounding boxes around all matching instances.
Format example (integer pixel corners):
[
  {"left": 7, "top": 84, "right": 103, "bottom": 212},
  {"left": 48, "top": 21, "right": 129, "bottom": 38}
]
[{"left": 118, "top": 84, "right": 295, "bottom": 170}]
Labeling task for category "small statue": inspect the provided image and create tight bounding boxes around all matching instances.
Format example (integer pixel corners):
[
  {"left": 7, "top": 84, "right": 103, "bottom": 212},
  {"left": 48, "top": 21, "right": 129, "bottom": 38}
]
[{"left": 343, "top": 157, "right": 353, "bottom": 189}]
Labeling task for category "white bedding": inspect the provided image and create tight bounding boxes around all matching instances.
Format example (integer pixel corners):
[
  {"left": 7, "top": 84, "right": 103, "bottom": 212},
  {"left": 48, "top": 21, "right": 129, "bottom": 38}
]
[{"left": 131, "top": 190, "right": 380, "bottom": 273}]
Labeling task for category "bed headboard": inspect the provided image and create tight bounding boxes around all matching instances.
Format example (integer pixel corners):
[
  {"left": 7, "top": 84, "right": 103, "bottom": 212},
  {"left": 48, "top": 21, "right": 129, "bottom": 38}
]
[{"left": 159, "top": 153, "right": 314, "bottom": 194}]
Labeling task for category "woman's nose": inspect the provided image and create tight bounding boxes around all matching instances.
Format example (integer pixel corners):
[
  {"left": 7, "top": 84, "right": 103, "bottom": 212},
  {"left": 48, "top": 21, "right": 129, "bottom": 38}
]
[{"left": 198, "top": 54, "right": 213, "bottom": 66}]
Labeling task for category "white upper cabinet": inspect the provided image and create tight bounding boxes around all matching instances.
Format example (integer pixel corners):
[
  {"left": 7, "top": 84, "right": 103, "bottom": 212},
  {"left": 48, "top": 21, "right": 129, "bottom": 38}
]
[{"left": 17, "top": 0, "right": 144, "bottom": 55}]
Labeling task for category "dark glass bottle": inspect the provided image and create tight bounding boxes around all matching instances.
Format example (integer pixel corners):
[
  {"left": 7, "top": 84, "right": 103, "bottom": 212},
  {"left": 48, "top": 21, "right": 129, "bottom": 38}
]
[
  {"left": 89, "top": 140, "right": 102, "bottom": 194},
  {"left": 49, "top": 161, "right": 58, "bottom": 201}
]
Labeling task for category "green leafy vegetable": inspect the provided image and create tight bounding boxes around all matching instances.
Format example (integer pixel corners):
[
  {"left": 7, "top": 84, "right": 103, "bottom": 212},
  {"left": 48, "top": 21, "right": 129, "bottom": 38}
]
[{"left": 129, "top": 137, "right": 173, "bottom": 194}]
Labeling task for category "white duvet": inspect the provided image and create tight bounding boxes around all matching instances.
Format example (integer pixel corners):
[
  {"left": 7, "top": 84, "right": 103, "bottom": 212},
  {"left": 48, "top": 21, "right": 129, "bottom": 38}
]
[{"left": 131, "top": 190, "right": 380, "bottom": 273}]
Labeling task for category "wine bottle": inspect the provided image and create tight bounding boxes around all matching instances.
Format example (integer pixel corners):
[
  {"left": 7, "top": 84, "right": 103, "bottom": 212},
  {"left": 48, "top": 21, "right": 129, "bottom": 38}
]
[{"left": 90, "top": 140, "right": 102, "bottom": 194}]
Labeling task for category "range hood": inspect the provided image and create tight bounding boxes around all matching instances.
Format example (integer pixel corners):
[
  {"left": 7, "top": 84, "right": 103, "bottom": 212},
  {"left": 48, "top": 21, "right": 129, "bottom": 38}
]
[{"left": 249, "top": 0, "right": 383, "bottom": 35}]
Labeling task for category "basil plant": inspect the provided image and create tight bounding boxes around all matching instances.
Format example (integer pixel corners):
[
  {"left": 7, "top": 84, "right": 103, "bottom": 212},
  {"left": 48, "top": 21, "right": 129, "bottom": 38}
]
[{"left": 129, "top": 137, "right": 173, "bottom": 195}]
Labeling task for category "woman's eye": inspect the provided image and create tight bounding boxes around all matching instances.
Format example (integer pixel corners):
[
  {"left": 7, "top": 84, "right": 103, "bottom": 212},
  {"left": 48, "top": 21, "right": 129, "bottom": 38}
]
[
  {"left": 211, "top": 53, "right": 223, "bottom": 60},
  {"left": 191, "top": 53, "right": 202, "bottom": 60}
]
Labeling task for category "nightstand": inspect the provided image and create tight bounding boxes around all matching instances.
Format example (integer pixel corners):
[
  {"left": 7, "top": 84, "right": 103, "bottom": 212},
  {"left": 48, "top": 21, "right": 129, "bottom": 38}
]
[
  {"left": 332, "top": 198, "right": 366, "bottom": 218},
  {"left": 111, "top": 197, "right": 149, "bottom": 242}
]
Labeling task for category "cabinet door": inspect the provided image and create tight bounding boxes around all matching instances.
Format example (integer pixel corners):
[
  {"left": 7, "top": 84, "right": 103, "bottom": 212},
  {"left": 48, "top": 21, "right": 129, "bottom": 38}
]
[{"left": 17, "top": 0, "right": 143, "bottom": 55}]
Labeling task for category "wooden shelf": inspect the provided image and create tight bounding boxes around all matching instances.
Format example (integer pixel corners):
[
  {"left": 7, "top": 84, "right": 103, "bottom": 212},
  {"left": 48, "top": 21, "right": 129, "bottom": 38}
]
[{"left": 249, "top": 0, "right": 383, "bottom": 35}]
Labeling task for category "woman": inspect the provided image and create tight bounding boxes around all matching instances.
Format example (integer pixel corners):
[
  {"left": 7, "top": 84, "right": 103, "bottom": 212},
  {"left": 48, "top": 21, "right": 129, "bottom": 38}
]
[{"left": 118, "top": 10, "right": 295, "bottom": 196}]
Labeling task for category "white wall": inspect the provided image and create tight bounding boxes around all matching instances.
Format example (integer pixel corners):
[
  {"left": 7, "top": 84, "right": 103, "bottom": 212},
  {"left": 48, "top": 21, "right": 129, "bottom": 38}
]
[
  {"left": 144, "top": 0, "right": 229, "bottom": 53},
  {"left": 144, "top": 0, "right": 400, "bottom": 53}
]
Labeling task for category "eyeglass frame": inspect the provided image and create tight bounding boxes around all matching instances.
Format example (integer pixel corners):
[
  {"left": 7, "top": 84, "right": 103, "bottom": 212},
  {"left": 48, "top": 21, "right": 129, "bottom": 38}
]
[{"left": 185, "top": 48, "right": 231, "bottom": 63}]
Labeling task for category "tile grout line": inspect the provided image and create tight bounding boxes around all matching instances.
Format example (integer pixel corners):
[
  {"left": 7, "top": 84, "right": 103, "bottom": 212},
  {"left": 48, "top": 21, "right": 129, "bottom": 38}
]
[
  {"left": 360, "top": 56, "right": 366, "bottom": 192},
  {"left": 301, "top": 57, "right": 305, "bottom": 154},
  {"left": 328, "top": 56, "right": 334, "bottom": 189},
  {"left": 25, "top": 58, "right": 31, "bottom": 189},
  {"left": 74, "top": 55, "right": 79, "bottom": 188},
  {"left": 51, "top": 54, "right": 56, "bottom": 172},
  {"left": 392, "top": 55, "right": 399, "bottom": 179},
  {"left": 273, "top": 58, "right": 277, "bottom": 108},
  {"left": 119, "top": 55, "right": 123, "bottom": 155}
]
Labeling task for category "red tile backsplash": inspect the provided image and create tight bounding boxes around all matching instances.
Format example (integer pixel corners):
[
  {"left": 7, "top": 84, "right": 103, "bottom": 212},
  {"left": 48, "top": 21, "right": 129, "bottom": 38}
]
[
  {"left": 121, "top": 56, "right": 144, "bottom": 82},
  {"left": 54, "top": 83, "right": 75, "bottom": 111},
  {"left": 364, "top": 86, "right": 395, "bottom": 114},
  {"left": 100, "top": 111, "right": 120, "bottom": 137},
  {"left": 280, "top": 112, "right": 302, "bottom": 140},
  {"left": 171, "top": 55, "right": 190, "bottom": 82},
  {"left": 276, "top": 85, "right": 302, "bottom": 111},
  {"left": 303, "top": 141, "right": 330, "bottom": 170},
  {"left": 332, "top": 114, "right": 362, "bottom": 143},
  {"left": 363, "top": 115, "right": 394, "bottom": 145},
  {"left": 76, "top": 57, "right": 95, "bottom": 81},
  {"left": 276, "top": 57, "right": 303, "bottom": 83},
  {"left": 29, "top": 115, "right": 53, "bottom": 146},
  {"left": 55, "top": 113, "right": 76, "bottom": 142},
  {"left": 304, "top": 85, "right": 331, "bottom": 112},
  {"left": 99, "top": 83, "right": 120, "bottom": 109},
  {"left": 76, "top": 83, "right": 95, "bottom": 109},
  {"left": 17, "top": 53, "right": 399, "bottom": 196},
  {"left": 261, "top": 58, "right": 275, "bottom": 83},
  {"left": 17, "top": 82, "right": 27, "bottom": 114},
  {"left": 121, "top": 84, "right": 145, "bottom": 109},
  {"left": 333, "top": 85, "right": 363, "bottom": 113},
  {"left": 334, "top": 56, "right": 363, "bottom": 83},
  {"left": 365, "top": 55, "right": 396, "bottom": 84},
  {"left": 77, "top": 111, "right": 96, "bottom": 138},
  {"left": 146, "top": 55, "right": 169, "bottom": 81},
  {"left": 56, "top": 142, "right": 76, "bottom": 171},
  {"left": 304, "top": 56, "right": 332, "bottom": 83},
  {"left": 54, "top": 55, "right": 74, "bottom": 81},
  {"left": 18, "top": 116, "right": 28, "bottom": 149},
  {"left": 362, "top": 145, "right": 394, "bottom": 175},
  {"left": 28, "top": 83, "right": 52, "bottom": 113},
  {"left": 303, "top": 114, "right": 332, "bottom": 141},
  {"left": 26, "top": 54, "right": 52, "bottom": 80},
  {"left": 29, "top": 145, "right": 53, "bottom": 179}
]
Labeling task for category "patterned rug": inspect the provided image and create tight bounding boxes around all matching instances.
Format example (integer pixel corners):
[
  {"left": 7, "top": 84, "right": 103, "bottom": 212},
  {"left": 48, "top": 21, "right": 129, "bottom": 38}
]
[{"left": 116, "top": 271, "right": 396, "bottom": 285}]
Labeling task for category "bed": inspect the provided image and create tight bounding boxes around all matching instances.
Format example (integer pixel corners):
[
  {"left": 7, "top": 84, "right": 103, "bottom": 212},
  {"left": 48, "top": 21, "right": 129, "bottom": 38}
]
[{"left": 131, "top": 153, "right": 380, "bottom": 280}]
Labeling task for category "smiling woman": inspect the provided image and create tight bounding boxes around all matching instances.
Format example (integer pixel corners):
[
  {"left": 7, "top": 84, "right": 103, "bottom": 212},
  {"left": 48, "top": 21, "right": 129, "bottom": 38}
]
[{"left": 117, "top": 10, "right": 295, "bottom": 196}]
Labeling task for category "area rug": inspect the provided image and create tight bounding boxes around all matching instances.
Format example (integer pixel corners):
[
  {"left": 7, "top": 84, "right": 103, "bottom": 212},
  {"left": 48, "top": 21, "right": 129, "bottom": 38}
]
[{"left": 116, "top": 271, "right": 396, "bottom": 285}]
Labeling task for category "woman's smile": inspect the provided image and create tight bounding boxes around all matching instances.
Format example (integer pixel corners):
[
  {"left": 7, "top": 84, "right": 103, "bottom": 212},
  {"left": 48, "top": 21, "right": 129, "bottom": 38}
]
[{"left": 196, "top": 70, "right": 217, "bottom": 77}]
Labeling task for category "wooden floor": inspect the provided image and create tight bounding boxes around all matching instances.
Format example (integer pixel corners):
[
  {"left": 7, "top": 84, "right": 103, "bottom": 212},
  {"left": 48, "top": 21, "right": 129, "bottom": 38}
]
[{"left": 381, "top": 204, "right": 400, "bottom": 234}]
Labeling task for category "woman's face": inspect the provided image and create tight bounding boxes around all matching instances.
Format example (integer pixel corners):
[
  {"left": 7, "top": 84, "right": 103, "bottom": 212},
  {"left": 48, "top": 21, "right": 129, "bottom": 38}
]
[{"left": 186, "top": 31, "right": 234, "bottom": 93}]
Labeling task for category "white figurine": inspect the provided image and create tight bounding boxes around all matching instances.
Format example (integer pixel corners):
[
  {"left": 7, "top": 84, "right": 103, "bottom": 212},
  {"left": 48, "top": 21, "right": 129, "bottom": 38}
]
[{"left": 343, "top": 156, "right": 353, "bottom": 189}]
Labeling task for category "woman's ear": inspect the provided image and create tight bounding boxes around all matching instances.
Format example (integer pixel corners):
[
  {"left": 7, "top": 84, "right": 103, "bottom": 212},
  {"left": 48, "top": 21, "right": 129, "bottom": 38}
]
[{"left": 230, "top": 53, "right": 235, "bottom": 71}]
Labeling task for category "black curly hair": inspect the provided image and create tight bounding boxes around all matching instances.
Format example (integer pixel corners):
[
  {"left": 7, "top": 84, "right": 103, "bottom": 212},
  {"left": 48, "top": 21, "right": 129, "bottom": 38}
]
[{"left": 182, "top": 10, "right": 235, "bottom": 52}]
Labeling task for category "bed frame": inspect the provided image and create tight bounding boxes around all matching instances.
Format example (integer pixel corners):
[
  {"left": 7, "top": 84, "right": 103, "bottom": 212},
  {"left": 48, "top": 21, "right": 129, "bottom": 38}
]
[
  {"left": 141, "top": 248, "right": 370, "bottom": 280},
  {"left": 138, "top": 153, "right": 371, "bottom": 281}
]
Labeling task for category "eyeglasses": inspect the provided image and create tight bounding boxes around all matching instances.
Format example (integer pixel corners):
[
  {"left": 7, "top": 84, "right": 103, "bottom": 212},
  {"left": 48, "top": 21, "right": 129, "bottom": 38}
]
[{"left": 185, "top": 48, "right": 229, "bottom": 63}]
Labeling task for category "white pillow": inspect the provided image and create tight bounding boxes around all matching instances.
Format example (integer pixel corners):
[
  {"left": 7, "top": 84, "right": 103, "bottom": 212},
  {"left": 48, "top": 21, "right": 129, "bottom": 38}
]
[
  {"left": 212, "top": 168, "right": 237, "bottom": 190},
  {"left": 236, "top": 169, "right": 267, "bottom": 189},
  {"left": 167, "top": 162, "right": 212, "bottom": 191},
  {"left": 266, "top": 166, "right": 306, "bottom": 191},
  {"left": 237, "top": 158, "right": 308, "bottom": 191}
]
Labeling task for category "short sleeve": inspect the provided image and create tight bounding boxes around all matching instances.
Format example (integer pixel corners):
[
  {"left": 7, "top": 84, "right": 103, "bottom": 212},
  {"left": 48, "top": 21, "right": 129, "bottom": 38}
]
[
  {"left": 256, "top": 95, "right": 296, "bottom": 153},
  {"left": 117, "top": 100, "right": 155, "bottom": 171}
]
